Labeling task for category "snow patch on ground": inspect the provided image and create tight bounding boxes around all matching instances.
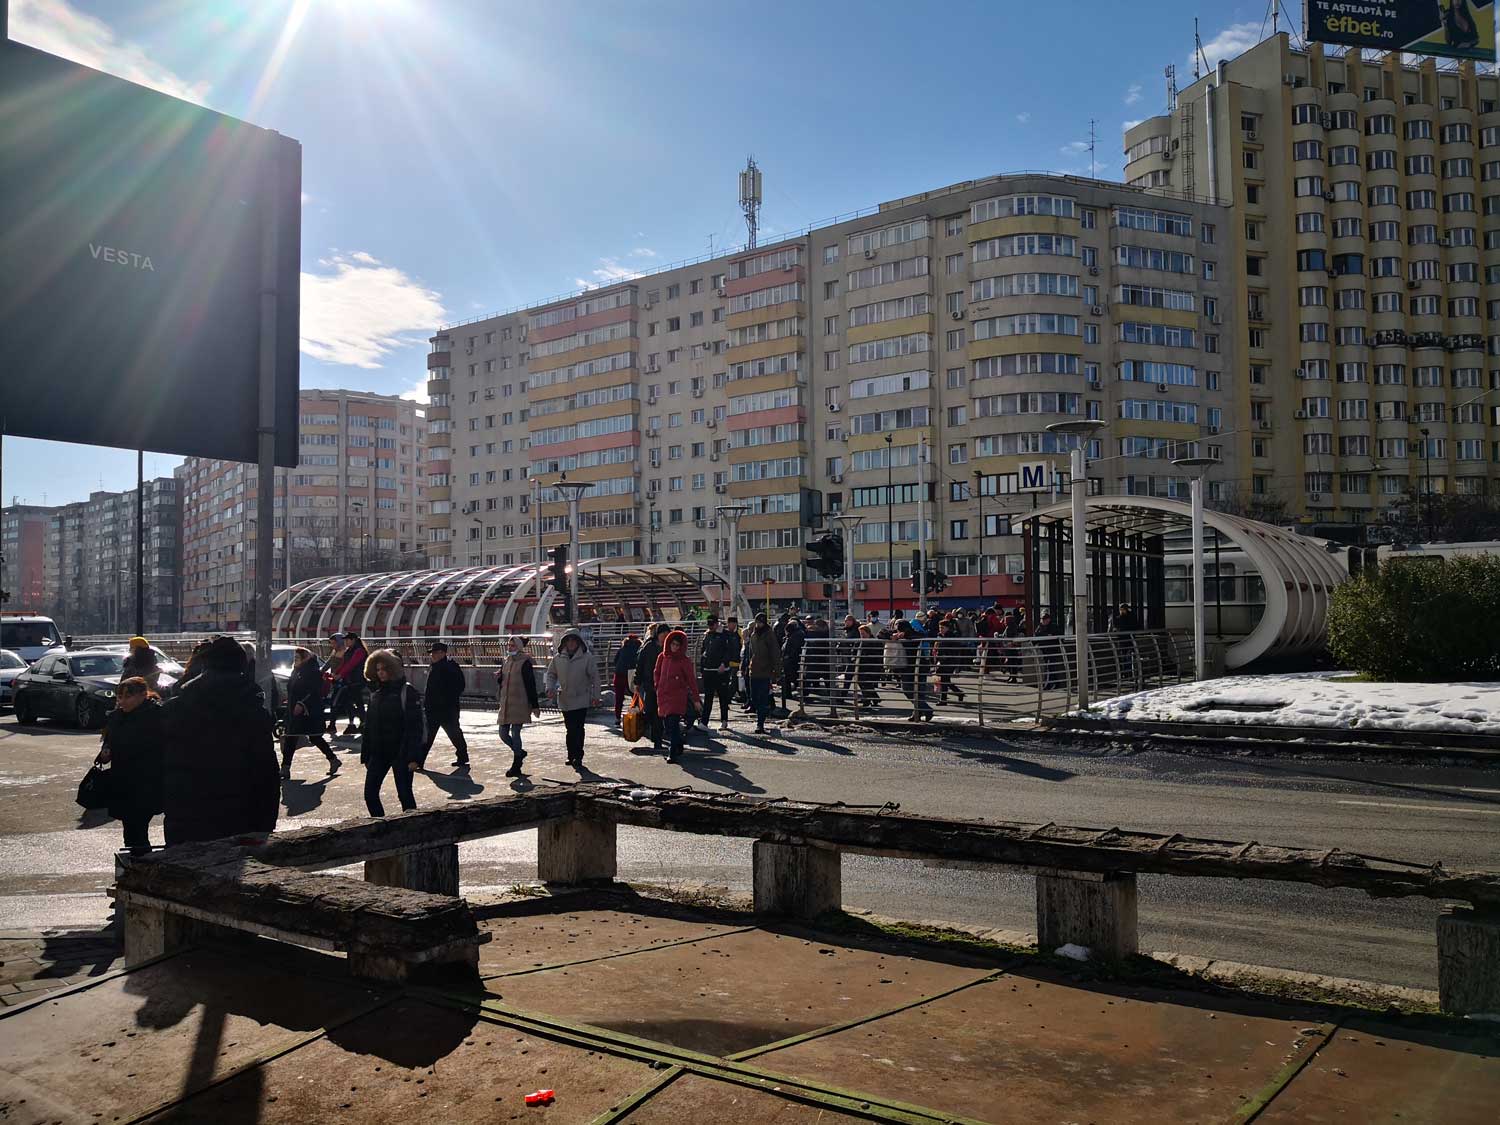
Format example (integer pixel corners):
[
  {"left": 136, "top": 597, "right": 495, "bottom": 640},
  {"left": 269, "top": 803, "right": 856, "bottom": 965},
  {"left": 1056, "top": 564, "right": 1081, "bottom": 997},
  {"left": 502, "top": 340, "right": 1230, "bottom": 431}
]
[{"left": 1088, "top": 672, "right": 1500, "bottom": 737}]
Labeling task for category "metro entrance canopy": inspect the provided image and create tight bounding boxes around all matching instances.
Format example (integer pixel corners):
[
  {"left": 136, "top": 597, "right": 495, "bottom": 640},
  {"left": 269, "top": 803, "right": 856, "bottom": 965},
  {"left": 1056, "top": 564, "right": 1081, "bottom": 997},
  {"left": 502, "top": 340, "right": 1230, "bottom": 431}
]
[
  {"left": 271, "top": 561, "right": 750, "bottom": 640},
  {"left": 1016, "top": 497, "right": 1348, "bottom": 669}
]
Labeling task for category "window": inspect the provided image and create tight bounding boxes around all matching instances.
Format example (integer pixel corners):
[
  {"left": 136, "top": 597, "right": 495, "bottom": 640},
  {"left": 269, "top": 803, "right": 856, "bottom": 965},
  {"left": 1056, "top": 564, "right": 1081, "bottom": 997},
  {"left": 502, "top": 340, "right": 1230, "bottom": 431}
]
[
  {"left": 1296, "top": 211, "right": 1325, "bottom": 233},
  {"left": 945, "top": 252, "right": 964, "bottom": 275},
  {"left": 949, "top": 520, "right": 968, "bottom": 540},
  {"left": 948, "top": 444, "right": 967, "bottom": 465}
]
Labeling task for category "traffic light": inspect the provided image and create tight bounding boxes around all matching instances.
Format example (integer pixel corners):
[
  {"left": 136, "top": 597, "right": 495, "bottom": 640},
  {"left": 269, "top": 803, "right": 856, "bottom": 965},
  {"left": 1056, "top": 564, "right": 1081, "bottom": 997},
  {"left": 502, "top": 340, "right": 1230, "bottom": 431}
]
[
  {"left": 805, "top": 533, "right": 844, "bottom": 579},
  {"left": 549, "top": 544, "right": 569, "bottom": 594},
  {"left": 927, "top": 568, "right": 948, "bottom": 594}
]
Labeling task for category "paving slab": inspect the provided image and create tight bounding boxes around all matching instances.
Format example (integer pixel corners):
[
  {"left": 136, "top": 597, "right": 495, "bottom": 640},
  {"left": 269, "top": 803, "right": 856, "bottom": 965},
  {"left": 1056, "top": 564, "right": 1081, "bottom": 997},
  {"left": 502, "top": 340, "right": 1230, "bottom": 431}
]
[
  {"left": 756, "top": 973, "right": 1328, "bottom": 1124},
  {"left": 1257, "top": 1017, "right": 1500, "bottom": 1123},
  {"left": 146, "top": 996, "right": 653, "bottom": 1124},
  {"left": 0, "top": 948, "right": 382, "bottom": 1125},
  {"left": 619, "top": 1073, "right": 869, "bottom": 1123},
  {"left": 477, "top": 904, "right": 747, "bottom": 980},
  {"left": 491, "top": 927, "right": 995, "bottom": 1058}
]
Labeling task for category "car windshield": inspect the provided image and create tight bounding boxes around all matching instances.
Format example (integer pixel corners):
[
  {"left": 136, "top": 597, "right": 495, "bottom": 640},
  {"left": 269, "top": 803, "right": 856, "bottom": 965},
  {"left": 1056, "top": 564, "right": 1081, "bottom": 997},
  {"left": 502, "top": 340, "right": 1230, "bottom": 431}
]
[
  {"left": 70, "top": 654, "right": 125, "bottom": 678},
  {"left": 270, "top": 649, "right": 297, "bottom": 674},
  {"left": 0, "top": 651, "right": 25, "bottom": 670},
  {"left": 1, "top": 623, "right": 59, "bottom": 650}
]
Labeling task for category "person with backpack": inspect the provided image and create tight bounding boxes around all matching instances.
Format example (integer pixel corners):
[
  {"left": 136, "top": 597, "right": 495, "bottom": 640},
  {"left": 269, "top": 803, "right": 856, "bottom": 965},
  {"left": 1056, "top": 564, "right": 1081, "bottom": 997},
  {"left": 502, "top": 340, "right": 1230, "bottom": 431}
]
[
  {"left": 359, "top": 649, "right": 425, "bottom": 817},
  {"left": 420, "top": 641, "right": 470, "bottom": 770},
  {"left": 652, "top": 629, "right": 702, "bottom": 763},
  {"left": 547, "top": 630, "right": 600, "bottom": 770},
  {"left": 281, "top": 646, "right": 338, "bottom": 780},
  {"left": 495, "top": 635, "right": 540, "bottom": 777},
  {"left": 611, "top": 633, "right": 642, "bottom": 726}
]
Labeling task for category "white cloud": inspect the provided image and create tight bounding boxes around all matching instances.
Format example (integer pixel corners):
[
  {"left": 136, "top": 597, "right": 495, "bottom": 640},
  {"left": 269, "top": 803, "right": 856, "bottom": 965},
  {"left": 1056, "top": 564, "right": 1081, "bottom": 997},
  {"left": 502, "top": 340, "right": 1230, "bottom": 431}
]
[
  {"left": 399, "top": 377, "right": 429, "bottom": 404},
  {"left": 1125, "top": 82, "right": 1142, "bottom": 105},
  {"left": 1123, "top": 118, "right": 1144, "bottom": 132},
  {"left": 1196, "top": 21, "right": 1261, "bottom": 72},
  {"left": 301, "top": 192, "right": 312, "bottom": 207},
  {"left": 574, "top": 257, "right": 642, "bottom": 290},
  {"left": 629, "top": 247, "right": 658, "bottom": 259},
  {"left": 1060, "top": 140, "right": 1090, "bottom": 155},
  {"left": 10, "top": 0, "right": 209, "bottom": 104},
  {"left": 300, "top": 252, "right": 445, "bottom": 369},
  {"left": 1016, "top": 112, "right": 1031, "bottom": 124}
]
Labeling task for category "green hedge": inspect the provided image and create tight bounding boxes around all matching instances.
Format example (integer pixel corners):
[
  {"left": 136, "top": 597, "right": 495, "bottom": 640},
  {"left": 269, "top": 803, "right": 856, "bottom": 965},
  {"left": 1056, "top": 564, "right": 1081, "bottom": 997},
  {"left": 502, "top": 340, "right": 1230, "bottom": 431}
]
[{"left": 1327, "top": 556, "right": 1500, "bottom": 681}]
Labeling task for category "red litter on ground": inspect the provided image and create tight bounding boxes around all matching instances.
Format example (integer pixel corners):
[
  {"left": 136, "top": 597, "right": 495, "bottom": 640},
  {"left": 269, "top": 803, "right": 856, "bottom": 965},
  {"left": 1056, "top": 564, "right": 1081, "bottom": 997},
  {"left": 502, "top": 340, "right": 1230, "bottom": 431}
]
[{"left": 524, "top": 1089, "right": 555, "bottom": 1106}]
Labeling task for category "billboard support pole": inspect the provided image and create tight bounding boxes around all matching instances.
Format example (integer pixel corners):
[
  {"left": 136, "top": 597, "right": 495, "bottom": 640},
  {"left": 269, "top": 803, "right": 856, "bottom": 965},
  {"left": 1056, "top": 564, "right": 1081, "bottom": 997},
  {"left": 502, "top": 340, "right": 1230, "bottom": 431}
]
[
  {"left": 135, "top": 449, "right": 144, "bottom": 635},
  {"left": 254, "top": 136, "right": 282, "bottom": 702}
]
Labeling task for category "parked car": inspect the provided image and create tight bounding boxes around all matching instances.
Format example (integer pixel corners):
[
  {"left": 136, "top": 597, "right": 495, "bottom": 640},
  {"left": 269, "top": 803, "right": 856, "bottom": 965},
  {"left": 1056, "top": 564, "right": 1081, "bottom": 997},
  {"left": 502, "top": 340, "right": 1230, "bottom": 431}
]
[
  {"left": 0, "top": 615, "right": 64, "bottom": 664},
  {"left": 0, "top": 649, "right": 27, "bottom": 710},
  {"left": 93, "top": 643, "right": 185, "bottom": 679},
  {"left": 11, "top": 650, "right": 126, "bottom": 729}
]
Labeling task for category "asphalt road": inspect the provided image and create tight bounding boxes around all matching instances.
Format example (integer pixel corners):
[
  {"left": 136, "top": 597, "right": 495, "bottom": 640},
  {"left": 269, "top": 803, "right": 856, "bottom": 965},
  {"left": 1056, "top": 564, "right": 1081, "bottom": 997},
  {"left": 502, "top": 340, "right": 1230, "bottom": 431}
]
[{"left": 2, "top": 706, "right": 1497, "bottom": 990}]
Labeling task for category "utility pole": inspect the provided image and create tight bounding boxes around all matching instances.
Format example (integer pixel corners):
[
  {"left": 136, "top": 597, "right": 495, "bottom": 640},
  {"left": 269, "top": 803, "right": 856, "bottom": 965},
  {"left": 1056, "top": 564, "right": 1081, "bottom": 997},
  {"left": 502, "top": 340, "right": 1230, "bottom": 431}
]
[
  {"left": 973, "top": 470, "right": 985, "bottom": 603},
  {"left": 883, "top": 433, "right": 894, "bottom": 617},
  {"left": 135, "top": 451, "right": 144, "bottom": 635},
  {"left": 916, "top": 435, "right": 928, "bottom": 615},
  {"left": 1420, "top": 427, "right": 1434, "bottom": 541}
]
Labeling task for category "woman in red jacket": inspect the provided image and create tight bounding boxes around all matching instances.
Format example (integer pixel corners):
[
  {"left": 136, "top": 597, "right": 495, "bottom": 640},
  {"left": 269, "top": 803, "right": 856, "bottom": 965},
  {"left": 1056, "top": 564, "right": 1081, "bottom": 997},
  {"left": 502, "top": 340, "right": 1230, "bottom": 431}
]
[{"left": 652, "top": 629, "right": 701, "bottom": 763}]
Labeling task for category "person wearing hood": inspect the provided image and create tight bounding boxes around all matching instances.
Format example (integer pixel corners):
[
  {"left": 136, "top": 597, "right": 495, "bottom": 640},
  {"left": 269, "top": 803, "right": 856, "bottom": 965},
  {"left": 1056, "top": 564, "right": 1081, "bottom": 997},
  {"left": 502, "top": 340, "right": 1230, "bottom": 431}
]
[
  {"left": 120, "top": 637, "right": 161, "bottom": 691},
  {"left": 495, "top": 635, "right": 540, "bottom": 777},
  {"left": 779, "top": 616, "right": 806, "bottom": 709},
  {"left": 744, "top": 613, "right": 783, "bottom": 734},
  {"left": 634, "top": 622, "right": 671, "bottom": 753},
  {"left": 160, "top": 636, "right": 279, "bottom": 846},
  {"left": 547, "top": 630, "right": 600, "bottom": 770},
  {"left": 652, "top": 629, "right": 701, "bottom": 763},
  {"left": 360, "top": 649, "right": 425, "bottom": 817},
  {"left": 612, "top": 633, "right": 642, "bottom": 726}
]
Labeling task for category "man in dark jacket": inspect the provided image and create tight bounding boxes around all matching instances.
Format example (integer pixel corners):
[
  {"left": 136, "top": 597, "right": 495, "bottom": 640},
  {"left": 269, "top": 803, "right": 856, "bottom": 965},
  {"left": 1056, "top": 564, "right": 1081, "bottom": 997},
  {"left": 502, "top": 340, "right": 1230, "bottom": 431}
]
[
  {"left": 160, "top": 636, "right": 279, "bottom": 846},
  {"left": 420, "top": 641, "right": 469, "bottom": 769},
  {"left": 634, "top": 622, "right": 670, "bottom": 752},
  {"left": 780, "top": 616, "right": 805, "bottom": 708},
  {"left": 361, "top": 649, "right": 426, "bottom": 816},
  {"left": 698, "top": 617, "right": 741, "bottom": 729}
]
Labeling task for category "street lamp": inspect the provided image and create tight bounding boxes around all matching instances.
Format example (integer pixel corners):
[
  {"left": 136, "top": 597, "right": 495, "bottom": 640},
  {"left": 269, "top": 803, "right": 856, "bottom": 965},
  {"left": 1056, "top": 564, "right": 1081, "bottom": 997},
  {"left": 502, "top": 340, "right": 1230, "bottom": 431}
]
[
  {"left": 1046, "top": 419, "right": 1105, "bottom": 708},
  {"left": 1172, "top": 454, "right": 1221, "bottom": 682},
  {"left": 972, "top": 469, "right": 985, "bottom": 603},
  {"left": 554, "top": 473, "right": 592, "bottom": 627},
  {"left": 1419, "top": 427, "right": 1434, "bottom": 542},
  {"left": 471, "top": 516, "right": 483, "bottom": 566},
  {"left": 831, "top": 511, "right": 865, "bottom": 621},
  {"left": 884, "top": 433, "right": 895, "bottom": 618},
  {"left": 716, "top": 505, "right": 749, "bottom": 619}
]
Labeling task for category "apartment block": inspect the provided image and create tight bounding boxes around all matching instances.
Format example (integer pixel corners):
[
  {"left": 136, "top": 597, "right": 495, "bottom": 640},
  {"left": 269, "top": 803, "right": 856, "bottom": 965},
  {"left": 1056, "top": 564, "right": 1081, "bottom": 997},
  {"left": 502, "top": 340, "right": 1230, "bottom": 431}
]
[
  {"left": 35, "top": 479, "right": 181, "bottom": 635},
  {"left": 1127, "top": 33, "right": 1500, "bottom": 526},
  {"left": 1, "top": 504, "right": 51, "bottom": 611},
  {"left": 179, "top": 389, "right": 427, "bottom": 631},
  {"left": 428, "top": 172, "right": 1232, "bottom": 609}
]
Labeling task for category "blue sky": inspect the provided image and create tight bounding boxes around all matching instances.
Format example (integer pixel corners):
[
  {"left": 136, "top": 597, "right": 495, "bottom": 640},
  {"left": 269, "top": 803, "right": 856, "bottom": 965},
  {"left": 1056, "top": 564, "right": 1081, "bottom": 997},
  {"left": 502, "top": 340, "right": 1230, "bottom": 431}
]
[{"left": 2, "top": 0, "right": 1274, "bottom": 506}]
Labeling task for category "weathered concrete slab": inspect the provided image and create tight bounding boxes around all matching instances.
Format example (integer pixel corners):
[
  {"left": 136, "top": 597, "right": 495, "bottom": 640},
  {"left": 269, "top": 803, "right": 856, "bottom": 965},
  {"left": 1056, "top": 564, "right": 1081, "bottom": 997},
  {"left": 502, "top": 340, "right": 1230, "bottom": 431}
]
[
  {"left": 1257, "top": 1018, "right": 1500, "bottom": 1124},
  {"left": 493, "top": 928, "right": 993, "bottom": 1058},
  {"left": 478, "top": 906, "right": 747, "bottom": 981},
  {"left": 618, "top": 1073, "right": 869, "bottom": 1123},
  {"left": 142, "top": 997, "right": 652, "bottom": 1123},
  {"left": 756, "top": 975, "right": 1327, "bottom": 1124},
  {"left": 0, "top": 949, "right": 382, "bottom": 1124}
]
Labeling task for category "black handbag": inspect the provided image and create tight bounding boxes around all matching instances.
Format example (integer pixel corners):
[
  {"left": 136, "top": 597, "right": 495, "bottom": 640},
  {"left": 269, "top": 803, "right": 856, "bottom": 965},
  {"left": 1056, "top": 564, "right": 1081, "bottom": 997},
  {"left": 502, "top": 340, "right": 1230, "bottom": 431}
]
[{"left": 75, "top": 763, "right": 114, "bottom": 811}]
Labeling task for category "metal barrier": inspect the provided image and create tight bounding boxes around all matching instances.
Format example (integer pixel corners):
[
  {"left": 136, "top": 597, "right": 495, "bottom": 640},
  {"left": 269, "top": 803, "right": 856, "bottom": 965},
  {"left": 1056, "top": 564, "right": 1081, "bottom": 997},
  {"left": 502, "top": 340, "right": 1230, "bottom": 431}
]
[{"left": 789, "top": 630, "right": 1193, "bottom": 724}]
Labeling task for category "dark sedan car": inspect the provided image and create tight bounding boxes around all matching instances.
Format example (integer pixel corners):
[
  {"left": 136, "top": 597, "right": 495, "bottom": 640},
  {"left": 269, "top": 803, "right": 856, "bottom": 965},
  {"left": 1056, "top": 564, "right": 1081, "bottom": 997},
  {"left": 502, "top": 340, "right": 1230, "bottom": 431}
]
[{"left": 11, "top": 650, "right": 126, "bottom": 729}]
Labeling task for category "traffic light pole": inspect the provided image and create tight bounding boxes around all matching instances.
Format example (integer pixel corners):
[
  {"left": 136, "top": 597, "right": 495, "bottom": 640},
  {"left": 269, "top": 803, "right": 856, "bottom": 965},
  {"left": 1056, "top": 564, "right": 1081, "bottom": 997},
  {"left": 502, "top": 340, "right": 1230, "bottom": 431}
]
[{"left": 916, "top": 436, "right": 928, "bottom": 615}]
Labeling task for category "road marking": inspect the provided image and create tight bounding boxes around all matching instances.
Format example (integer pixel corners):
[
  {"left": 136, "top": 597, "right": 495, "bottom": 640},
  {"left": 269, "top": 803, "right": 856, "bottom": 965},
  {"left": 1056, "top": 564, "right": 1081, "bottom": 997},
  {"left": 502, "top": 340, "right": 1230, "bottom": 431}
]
[
  {"left": 1335, "top": 799, "right": 1500, "bottom": 816},
  {"left": 1424, "top": 785, "right": 1500, "bottom": 795}
]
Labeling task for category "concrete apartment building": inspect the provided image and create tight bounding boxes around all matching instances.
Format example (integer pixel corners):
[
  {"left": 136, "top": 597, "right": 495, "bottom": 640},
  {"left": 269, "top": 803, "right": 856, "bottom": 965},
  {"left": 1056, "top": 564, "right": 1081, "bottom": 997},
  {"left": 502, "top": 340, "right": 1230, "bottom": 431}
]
[
  {"left": 1, "top": 504, "right": 51, "bottom": 611},
  {"left": 30, "top": 479, "right": 182, "bottom": 635},
  {"left": 179, "top": 389, "right": 427, "bottom": 631},
  {"left": 427, "top": 172, "right": 1233, "bottom": 609},
  {"left": 1127, "top": 33, "right": 1500, "bottom": 529}
]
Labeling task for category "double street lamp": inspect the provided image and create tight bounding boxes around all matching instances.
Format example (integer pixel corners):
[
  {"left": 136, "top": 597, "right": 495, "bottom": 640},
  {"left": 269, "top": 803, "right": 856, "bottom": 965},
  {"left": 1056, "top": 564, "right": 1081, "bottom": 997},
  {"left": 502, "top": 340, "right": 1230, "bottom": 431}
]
[
  {"left": 715, "top": 504, "right": 749, "bottom": 619},
  {"left": 554, "top": 473, "right": 592, "bottom": 627}
]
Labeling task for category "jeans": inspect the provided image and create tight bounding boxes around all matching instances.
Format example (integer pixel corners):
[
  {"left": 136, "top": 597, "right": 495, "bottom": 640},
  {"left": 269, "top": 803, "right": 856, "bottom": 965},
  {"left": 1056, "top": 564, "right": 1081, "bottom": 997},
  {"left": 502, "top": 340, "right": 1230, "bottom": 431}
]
[
  {"left": 364, "top": 756, "right": 416, "bottom": 817},
  {"left": 562, "top": 708, "right": 587, "bottom": 761},
  {"left": 749, "top": 677, "right": 773, "bottom": 725},
  {"left": 499, "top": 722, "right": 525, "bottom": 759},
  {"left": 662, "top": 712, "right": 686, "bottom": 758},
  {"left": 121, "top": 814, "right": 152, "bottom": 856},
  {"left": 422, "top": 705, "right": 468, "bottom": 765},
  {"left": 700, "top": 670, "right": 731, "bottom": 724}
]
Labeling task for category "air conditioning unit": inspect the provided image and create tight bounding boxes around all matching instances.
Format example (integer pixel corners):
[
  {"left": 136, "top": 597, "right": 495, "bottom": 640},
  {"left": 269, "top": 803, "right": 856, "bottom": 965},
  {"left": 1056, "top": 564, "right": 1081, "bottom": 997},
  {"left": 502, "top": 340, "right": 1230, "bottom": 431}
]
[
  {"left": 694, "top": 518, "right": 706, "bottom": 528},
  {"left": 715, "top": 484, "right": 728, "bottom": 494},
  {"left": 1088, "top": 266, "right": 1100, "bottom": 276},
  {"left": 667, "top": 555, "right": 679, "bottom": 563},
  {"left": 1320, "top": 112, "right": 1333, "bottom": 128},
  {"left": 716, "top": 287, "right": 727, "bottom": 297},
  {"left": 1207, "top": 425, "right": 1221, "bottom": 435},
  {"left": 647, "top": 426, "right": 660, "bottom": 437},
  {"left": 1295, "top": 408, "right": 1308, "bottom": 419},
  {"left": 693, "top": 388, "right": 704, "bottom": 398},
  {"left": 830, "top": 473, "right": 843, "bottom": 484},
  {"left": 828, "top": 402, "right": 841, "bottom": 413},
  {"left": 1210, "top": 315, "right": 1223, "bottom": 325},
  {"left": 710, "top": 452, "right": 720, "bottom": 462},
  {"left": 643, "top": 300, "right": 656, "bottom": 310},
  {"left": 856, "top": 581, "right": 868, "bottom": 592},
  {"left": 1011, "top": 574, "right": 1025, "bottom": 585},
  {"left": 1323, "top": 191, "right": 1336, "bottom": 201},
  {"left": 1406, "top": 280, "right": 1420, "bottom": 289},
  {"left": 864, "top": 249, "right": 877, "bottom": 260},
  {"left": 1258, "top": 419, "right": 1273, "bottom": 430},
  {"left": 465, "top": 347, "right": 474, "bottom": 355},
  {"left": 645, "top": 365, "right": 661, "bottom": 374},
  {"left": 1309, "top": 492, "right": 1323, "bottom": 502},
  {"left": 951, "top": 309, "right": 966, "bottom": 320},
  {"left": 1091, "top": 305, "right": 1104, "bottom": 316},
  {"left": 1439, "top": 235, "right": 1452, "bottom": 247},
  {"left": 1157, "top": 383, "right": 1169, "bottom": 393},
  {"left": 706, "top": 519, "right": 717, "bottom": 529},
  {"left": 1161, "top": 149, "right": 1175, "bottom": 161},
  {"left": 706, "top": 419, "right": 717, "bottom": 429},
  {"left": 647, "top": 394, "right": 658, "bottom": 405},
  {"left": 1245, "top": 129, "right": 1259, "bottom": 141}
]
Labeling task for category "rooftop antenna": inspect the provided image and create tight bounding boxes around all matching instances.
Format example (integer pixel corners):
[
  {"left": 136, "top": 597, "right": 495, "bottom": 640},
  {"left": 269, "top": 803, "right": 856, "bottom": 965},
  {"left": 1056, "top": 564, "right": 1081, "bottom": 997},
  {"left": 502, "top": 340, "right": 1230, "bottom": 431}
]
[
  {"left": 1193, "top": 17, "right": 1206, "bottom": 80},
  {"left": 739, "top": 156, "right": 762, "bottom": 251},
  {"left": 1165, "top": 63, "right": 1178, "bottom": 111},
  {"left": 708, "top": 233, "right": 716, "bottom": 258},
  {"left": 1088, "top": 118, "right": 1098, "bottom": 178}
]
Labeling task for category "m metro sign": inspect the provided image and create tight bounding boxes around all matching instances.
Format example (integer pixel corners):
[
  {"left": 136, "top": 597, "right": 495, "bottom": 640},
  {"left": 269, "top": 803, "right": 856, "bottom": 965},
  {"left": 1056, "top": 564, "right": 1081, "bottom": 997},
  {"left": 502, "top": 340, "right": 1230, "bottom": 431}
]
[
  {"left": 0, "top": 40, "right": 302, "bottom": 467},
  {"left": 1018, "top": 461, "right": 1054, "bottom": 493}
]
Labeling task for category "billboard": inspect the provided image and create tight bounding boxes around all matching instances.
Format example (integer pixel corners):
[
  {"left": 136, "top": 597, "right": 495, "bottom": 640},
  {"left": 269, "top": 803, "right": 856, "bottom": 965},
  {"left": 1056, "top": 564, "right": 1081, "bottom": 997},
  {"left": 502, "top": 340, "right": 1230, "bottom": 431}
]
[
  {"left": 1305, "top": 1, "right": 1496, "bottom": 62},
  {"left": 0, "top": 40, "right": 301, "bottom": 467}
]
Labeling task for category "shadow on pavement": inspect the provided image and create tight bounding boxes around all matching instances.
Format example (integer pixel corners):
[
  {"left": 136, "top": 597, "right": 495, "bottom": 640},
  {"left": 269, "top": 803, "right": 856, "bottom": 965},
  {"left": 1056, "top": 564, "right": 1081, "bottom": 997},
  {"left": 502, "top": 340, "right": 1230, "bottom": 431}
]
[
  {"left": 949, "top": 745, "right": 1077, "bottom": 782},
  {"left": 280, "top": 773, "right": 334, "bottom": 817},
  {"left": 672, "top": 751, "right": 766, "bottom": 794},
  {"left": 422, "top": 767, "right": 485, "bottom": 801}
]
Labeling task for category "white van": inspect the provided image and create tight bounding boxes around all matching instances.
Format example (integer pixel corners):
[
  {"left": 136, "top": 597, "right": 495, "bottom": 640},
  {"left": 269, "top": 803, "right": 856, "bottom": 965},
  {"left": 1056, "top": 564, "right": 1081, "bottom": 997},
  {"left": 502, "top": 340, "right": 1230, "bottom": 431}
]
[{"left": 0, "top": 615, "right": 65, "bottom": 664}]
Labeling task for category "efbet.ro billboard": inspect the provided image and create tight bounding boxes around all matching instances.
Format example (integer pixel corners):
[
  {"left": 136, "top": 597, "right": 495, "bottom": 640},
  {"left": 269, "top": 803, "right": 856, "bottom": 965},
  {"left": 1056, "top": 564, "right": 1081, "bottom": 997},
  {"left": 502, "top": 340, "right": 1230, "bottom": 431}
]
[
  {"left": 0, "top": 40, "right": 302, "bottom": 467},
  {"left": 1305, "top": 1, "right": 1496, "bottom": 63}
]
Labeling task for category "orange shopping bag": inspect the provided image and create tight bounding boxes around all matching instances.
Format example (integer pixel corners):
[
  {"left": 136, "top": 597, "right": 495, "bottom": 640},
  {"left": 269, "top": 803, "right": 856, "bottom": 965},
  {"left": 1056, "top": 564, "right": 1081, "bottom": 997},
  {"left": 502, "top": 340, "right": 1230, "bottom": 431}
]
[{"left": 621, "top": 691, "right": 645, "bottom": 742}]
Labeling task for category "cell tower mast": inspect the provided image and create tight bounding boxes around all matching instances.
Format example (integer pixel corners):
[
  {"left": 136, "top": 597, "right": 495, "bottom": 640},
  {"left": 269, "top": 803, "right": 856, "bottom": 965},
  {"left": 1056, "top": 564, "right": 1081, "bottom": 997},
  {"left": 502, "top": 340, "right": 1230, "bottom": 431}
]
[
  {"left": 1165, "top": 63, "right": 1178, "bottom": 112},
  {"left": 739, "top": 156, "right": 762, "bottom": 251}
]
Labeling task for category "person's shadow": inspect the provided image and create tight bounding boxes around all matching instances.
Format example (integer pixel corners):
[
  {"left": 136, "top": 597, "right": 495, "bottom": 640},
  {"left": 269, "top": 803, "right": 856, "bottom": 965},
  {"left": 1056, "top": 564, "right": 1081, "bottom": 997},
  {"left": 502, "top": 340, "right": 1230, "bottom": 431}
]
[
  {"left": 279, "top": 773, "right": 333, "bottom": 816},
  {"left": 673, "top": 751, "right": 766, "bottom": 794},
  {"left": 421, "top": 767, "right": 485, "bottom": 801}
]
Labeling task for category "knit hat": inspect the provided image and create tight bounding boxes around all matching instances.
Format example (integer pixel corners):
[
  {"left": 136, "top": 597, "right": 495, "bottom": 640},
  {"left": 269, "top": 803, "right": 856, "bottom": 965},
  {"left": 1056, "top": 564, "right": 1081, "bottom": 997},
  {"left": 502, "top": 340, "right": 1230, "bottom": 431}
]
[{"left": 128, "top": 636, "right": 149, "bottom": 649}]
